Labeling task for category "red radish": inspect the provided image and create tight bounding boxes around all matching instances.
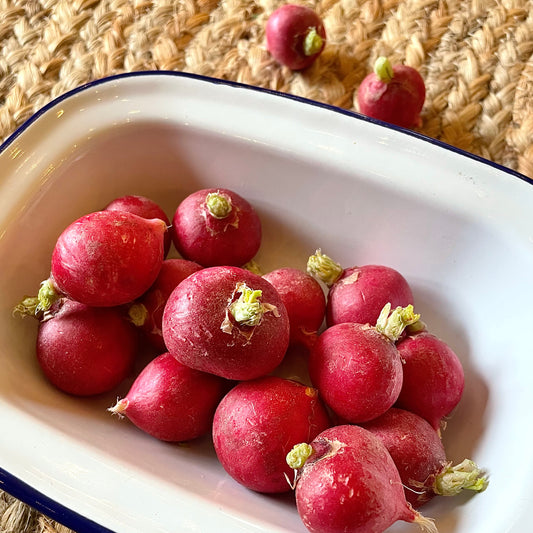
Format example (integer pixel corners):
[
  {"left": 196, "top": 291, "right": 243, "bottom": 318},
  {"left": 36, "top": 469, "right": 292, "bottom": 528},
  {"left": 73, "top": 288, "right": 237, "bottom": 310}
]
[
  {"left": 286, "top": 424, "right": 437, "bottom": 533},
  {"left": 307, "top": 249, "right": 414, "bottom": 328},
  {"left": 36, "top": 299, "right": 137, "bottom": 396},
  {"left": 162, "top": 266, "right": 290, "bottom": 380},
  {"left": 262, "top": 267, "right": 326, "bottom": 349},
  {"left": 265, "top": 4, "right": 326, "bottom": 70},
  {"left": 361, "top": 408, "right": 488, "bottom": 508},
  {"left": 21, "top": 210, "right": 167, "bottom": 314},
  {"left": 50, "top": 210, "right": 166, "bottom": 307},
  {"left": 395, "top": 330, "right": 465, "bottom": 431},
  {"left": 109, "top": 352, "right": 227, "bottom": 442},
  {"left": 212, "top": 376, "right": 331, "bottom": 493},
  {"left": 104, "top": 194, "right": 172, "bottom": 256},
  {"left": 128, "top": 258, "right": 203, "bottom": 351},
  {"left": 357, "top": 56, "right": 426, "bottom": 129},
  {"left": 171, "top": 188, "right": 262, "bottom": 267},
  {"left": 309, "top": 303, "right": 419, "bottom": 423}
]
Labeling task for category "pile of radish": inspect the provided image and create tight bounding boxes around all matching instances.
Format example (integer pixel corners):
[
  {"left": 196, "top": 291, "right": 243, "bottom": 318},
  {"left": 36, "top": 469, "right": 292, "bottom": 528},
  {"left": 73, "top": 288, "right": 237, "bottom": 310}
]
[{"left": 14, "top": 187, "right": 488, "bottom": 533}]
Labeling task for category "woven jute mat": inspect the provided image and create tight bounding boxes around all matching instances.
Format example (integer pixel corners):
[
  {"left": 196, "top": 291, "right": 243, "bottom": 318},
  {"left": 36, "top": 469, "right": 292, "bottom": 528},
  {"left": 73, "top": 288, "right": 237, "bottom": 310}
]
[
  {"left": 0, "top": 0, "right": 532, "bottom": 531},
  {"left": 1, "top": 0, "right": 533, "bottom": 179}
]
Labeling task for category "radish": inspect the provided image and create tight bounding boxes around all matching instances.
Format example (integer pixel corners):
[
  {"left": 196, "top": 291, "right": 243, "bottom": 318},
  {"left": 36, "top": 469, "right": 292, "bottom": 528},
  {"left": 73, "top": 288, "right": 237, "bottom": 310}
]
[
  {"left": 395, "top": 330, "right": 465, "bottom": 431},
  {"left": 357, "top": 56, "right": 426, "bottom": 129},
  {"left": 212, "top": 376, "right": 331, "bottom": 493},
  {"left": 307, "top": 249, "right": 414, "bottom": 328},
  {"left": 286, "top": 424, "right": 438, "bottom": 533},
  {"left": 265, "top": 4, "right": 326, "bottom": 70},
  {"left": 104, "top": 194, "right": 172, "bottom": 256},
  {"left": 361, "top": 408, "right": 488, "bottom": 508},
  {"left": 36, "top": 299, "right": 137, "bottom": 396},
  {"left": 109, "top": 352, "right": 227, "bottom": 442},
  {"left": 262, "top": 267, "right": 326, "bottom": 349},
  {"left": 308, "top": 303, "right": 419, "bottom": 423},
  {"left": 171, "top": 188, "right": 262, "bottom": 267},
  {"left": 162, "top": 266, "right": 290, "bottom": 380},
  {"left": 18, "top": 210, "right": 167, "bottom": 315},
  {"left": 128, "top": 258, "right": 203, "bottom": 351}
]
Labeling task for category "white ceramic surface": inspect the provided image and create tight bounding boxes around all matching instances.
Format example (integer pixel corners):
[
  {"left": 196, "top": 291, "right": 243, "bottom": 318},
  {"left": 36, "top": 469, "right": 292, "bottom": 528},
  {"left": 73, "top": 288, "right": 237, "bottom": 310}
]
[{"left": 0, "top": 72, "right": 532, "bottom": 533}]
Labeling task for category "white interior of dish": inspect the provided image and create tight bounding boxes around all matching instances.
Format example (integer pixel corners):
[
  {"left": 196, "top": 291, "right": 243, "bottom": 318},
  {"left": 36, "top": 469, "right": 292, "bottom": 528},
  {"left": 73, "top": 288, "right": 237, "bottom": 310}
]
[{"left": 0, "top": 74, "right": 532, "bottom": 533}]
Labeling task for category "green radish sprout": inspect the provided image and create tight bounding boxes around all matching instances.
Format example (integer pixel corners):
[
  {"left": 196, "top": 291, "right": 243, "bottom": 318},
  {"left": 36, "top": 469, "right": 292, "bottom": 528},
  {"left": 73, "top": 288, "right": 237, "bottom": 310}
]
[
  {"left": 221, "top": 282, "right": 280, "bottom": 336},
  {"left": 303, "top": 28, "right": 324, "bottom": 56},
  {"left": 12, "top": 296, "right": 40, "bottom": 318},
  {"left": 13, "top": 279, "right": 61, "bottom": 319},
  {"left": 287, "top": 442, "right": 314, "bottom": 469},
  {"left": 375, "top": 303, "right": 420, "bottom": 342},
  {"left": 230, "top": 286, "right": 264, "bottom": 326},
  {"left": 243, "top": 259, "right": 263, "bottom": 276},
  {"left": 285, "top": 442, "right": 314, "bottom": 490},
  {"left": 374, "top": 56, "right": 394, "bottom": 82},
  {"left": 206, "top": 191, "right": 232, "bottom": 219},
  {"left": 434, "top": 459, "right": 489, "bottom": 496},
  {"left": 306, "top": 249, "right": 343, "bottom": 287}
]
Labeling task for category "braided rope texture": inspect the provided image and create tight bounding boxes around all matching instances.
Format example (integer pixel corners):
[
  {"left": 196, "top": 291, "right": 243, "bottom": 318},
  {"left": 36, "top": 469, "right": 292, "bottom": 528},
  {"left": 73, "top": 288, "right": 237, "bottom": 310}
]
[
  {"left": 0, "top": 0, "right": 532, "bottom": 531},
  {"left": 0, "top": 0, "right": 532, "bottom": 177},
  {"left": 0, "top": 492, "right": 72, "bottom": 533}
]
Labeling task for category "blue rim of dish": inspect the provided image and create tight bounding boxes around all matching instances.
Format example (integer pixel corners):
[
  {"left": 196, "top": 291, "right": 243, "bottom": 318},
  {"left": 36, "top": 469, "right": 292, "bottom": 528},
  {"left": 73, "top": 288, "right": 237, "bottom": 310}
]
[
  {"left": 0, "top": 467, "right": 114, "bottom": 533},
  {"left": 0, "top": 69, "right": 531, "bottom": 185},
  {"left": 0, "top": 69, "right": 531, "bottom": 533}
]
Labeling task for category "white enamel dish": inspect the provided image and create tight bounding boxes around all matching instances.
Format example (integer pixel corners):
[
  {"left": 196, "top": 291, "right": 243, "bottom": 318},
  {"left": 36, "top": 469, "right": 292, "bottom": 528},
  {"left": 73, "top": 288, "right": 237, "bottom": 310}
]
[{"left": 0, "top": 72, "right": 532, "bottom": 533}]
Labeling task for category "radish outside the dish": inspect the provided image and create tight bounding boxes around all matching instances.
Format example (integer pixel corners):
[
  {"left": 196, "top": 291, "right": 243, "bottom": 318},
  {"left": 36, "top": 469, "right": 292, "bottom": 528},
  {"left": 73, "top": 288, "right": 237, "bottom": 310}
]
[
  {"left": 212, "top": 376, "right": 331, "bottom": 493},
  {"left": 361, "top": 407, "right": 488, "bottom": 508},
  {"left": 309, "top": 303, "right": 419, "bottom": 423},
  {"left": 287, "top": 424, "right": 438, "bottom": 533},
  {"left": 128, "top": 258, "right": 203, "bottom": 352},
  {"left": 357, "top": 57, "right": 426, "bottom": 129},
  {"left": 307, "top": 249, "right": 414, "bottom": 328},
  {"left": 265, "top": 4, "right": 326, "bottom": 70},
  {"left": 395, "top": 330, "right": 465, "bottom": 431},
  {"left": 36, "top": 299, "right": 137, "bottom": 396},
  {"left": 162, "top": 266, "right": 290, "bottom": 380},
  {"left": 171, "top": 188, "right": 262, "bottom": 267},
  {"left": 262, "top": 267, "right": 326, "bottom": 349},
  {"left": 109, "top": 352, "right": 227, "bottom": 442},
  {"left": 104, "top": 194, "right": 172, "bottom": 256}
]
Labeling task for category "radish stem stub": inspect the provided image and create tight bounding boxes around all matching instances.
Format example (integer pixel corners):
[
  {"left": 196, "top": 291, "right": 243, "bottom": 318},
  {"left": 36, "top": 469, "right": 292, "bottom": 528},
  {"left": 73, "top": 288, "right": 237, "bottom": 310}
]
[
  {"left": 287, "top": 443, "right": 314, "bottom": 469},
  {"left": 37, "top": 279, "right": 61, "bottom": 314},
  {"left": 306, "top": 249, "right": 343, "bottom": 287},
  {"left": 127, "top": 303, "right": 149, "bottom": 327},
  {"left": 230, "top": 285, "right": 264, "bottom": 326},
  {"left": 434, "top": 459, "right": 489, "bottom": 496},
  {"left": 375, "top": 303, "right": 420, "bottom": 342},
  {"left": 303, "top": 28, "right": 323, "bottom": 56},
  {"left": 13, "top": 278, "right": 62, "bottom": 319},
  {"left": 374, "top": 56, "right": 394, "bottom": 82},
  {"left": 206, "top": 191, "right": 232, "bottom": 219},
  {"left": 243, "top": 259, "right": 263, "bottom": 276},
  {"left": 222, "top": 282, "right": 280, "bottom": 332}
]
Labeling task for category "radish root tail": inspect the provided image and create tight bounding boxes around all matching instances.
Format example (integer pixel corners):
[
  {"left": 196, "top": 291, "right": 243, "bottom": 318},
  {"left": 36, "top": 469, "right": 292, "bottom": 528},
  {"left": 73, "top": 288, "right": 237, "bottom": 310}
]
[{"left": 414, "top": 513, "right": 439, "bottom": 533}]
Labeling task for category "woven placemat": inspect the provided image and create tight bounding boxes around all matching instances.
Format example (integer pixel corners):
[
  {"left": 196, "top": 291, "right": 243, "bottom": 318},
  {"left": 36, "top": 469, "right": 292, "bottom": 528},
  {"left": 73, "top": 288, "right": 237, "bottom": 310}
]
[
  {"left": 1, "top": 0, "right": 532, "bottom": 179},
  {"left": 0, "top": 0, "right": 532, "bottom": 531}
]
